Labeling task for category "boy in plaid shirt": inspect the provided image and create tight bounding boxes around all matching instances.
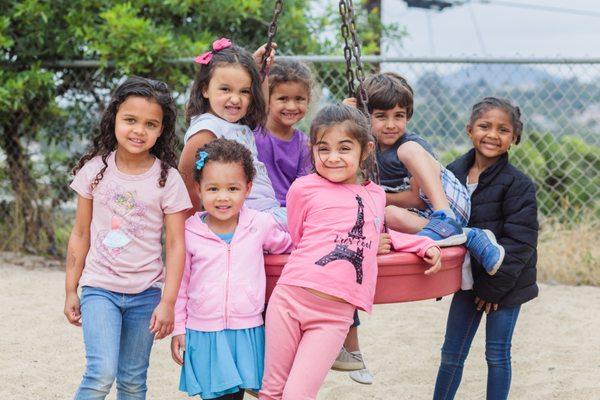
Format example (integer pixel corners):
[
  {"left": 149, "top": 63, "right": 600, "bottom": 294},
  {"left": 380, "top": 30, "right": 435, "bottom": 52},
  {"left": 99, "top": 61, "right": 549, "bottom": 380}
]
[{"left": 347, "top": 72, "right": 470, "bottom": 246}]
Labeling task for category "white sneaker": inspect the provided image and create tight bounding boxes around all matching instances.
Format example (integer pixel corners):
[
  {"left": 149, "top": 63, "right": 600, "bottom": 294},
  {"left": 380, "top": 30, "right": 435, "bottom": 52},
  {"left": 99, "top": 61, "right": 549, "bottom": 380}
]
[
  {"left": 331, "top": 347, "right": 365, "bottom": 371},
  {"left": 349, "top": 367, "right": 374, "bottom": 385}
]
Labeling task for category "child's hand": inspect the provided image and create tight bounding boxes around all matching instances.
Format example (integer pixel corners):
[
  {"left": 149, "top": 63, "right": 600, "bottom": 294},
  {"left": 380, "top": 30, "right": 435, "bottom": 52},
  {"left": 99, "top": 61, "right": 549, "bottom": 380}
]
[
  {"left": 253, "top": 42, "right": 277, "bottom": 70},
  {"left": 423, "top": 246, "right": 442, "bottom": 275},
  {"left": 64, "top": 291, "right": 82, "bottom": 327},
  {"left": 377, "top": 233, "right": 392, "bottom": 255},
  {"left": 149, "top": 300, "right": 174, "bottom": 340},
  {"left": 475, "top": 296, "right": 499, "bottom": 314},
  {"left": 171, "top": 335, "right": 186, "bottom": 365},
  {"left": 343, "top": 97, "right": 357, "bottom": 108}
]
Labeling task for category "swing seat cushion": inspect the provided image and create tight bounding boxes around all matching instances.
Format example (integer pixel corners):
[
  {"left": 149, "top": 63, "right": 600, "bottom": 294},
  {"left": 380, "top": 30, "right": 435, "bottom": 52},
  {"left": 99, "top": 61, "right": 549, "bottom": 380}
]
[{"left": 264, "top": 246, "right": 465, "bottom": 304}]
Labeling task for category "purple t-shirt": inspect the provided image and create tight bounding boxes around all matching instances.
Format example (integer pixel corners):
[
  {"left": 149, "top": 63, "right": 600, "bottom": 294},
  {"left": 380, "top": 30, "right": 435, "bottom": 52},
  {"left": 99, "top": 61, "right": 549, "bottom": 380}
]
[{"left": 254, "top": 127, "right": 312, "bottom": 206}]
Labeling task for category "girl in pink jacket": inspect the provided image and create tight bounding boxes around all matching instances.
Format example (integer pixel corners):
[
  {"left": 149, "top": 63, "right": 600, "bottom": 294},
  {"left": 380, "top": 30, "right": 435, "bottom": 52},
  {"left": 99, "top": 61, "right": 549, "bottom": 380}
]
[
  {"left": 171, "top": 139, "right": 292, "bottom": 400},
  {"left": 259, "top": 104, "right": 442, "bottom": 400}
]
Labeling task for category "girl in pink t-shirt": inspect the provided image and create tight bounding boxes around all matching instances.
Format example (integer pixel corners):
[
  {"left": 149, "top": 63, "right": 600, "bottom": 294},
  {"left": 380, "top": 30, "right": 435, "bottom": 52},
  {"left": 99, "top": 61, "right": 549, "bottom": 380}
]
[
  {"left": 65, "top": 77, "right": 191, "bottom": 399},
  {"left": 259, "top": 104, "right": 442, "bottom": 400}
]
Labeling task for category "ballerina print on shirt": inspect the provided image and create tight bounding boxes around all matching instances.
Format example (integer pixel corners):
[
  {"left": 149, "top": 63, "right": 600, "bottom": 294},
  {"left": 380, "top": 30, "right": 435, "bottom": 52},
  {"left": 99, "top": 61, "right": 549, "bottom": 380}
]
[{"left": 94, "top": 183, "right": 148, "bottom": 271}]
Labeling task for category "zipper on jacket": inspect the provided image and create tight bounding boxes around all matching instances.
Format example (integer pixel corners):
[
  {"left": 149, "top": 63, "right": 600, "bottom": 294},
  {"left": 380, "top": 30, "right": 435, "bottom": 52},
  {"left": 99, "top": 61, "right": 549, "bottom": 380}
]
[{"left": 224, "top": 244, "right": 231, "bottom": 329}]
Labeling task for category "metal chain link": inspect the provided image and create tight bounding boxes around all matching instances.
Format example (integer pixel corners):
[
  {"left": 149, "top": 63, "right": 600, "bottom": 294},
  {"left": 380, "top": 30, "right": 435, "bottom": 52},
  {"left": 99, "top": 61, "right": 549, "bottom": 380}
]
[
  {"left": 260, "top": 0, "right": 284, "bottom": 80},
  {"left": 339, "top": 0, "right": 381, "bottom": 184}
]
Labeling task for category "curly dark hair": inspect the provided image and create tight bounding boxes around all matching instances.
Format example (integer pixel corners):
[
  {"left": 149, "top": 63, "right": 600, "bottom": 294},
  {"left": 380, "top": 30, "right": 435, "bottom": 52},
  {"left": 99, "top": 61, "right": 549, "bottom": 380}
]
[
  {"left": 469, "top": 97, "right": 524, "bottom": 144},
  {"left": 194, "top": 138, "right": 256, "bottom": 184},
  {"left": 268, "top": 59, "right": 313, "bottom": 97},
  {"left": 72, "top": 76, "right": 178, "bottom": 189},
  {"left": 185, "top": 42, "right": 266, "bottom": 129},
  {"left": 356, "top": 72, "right": 414, "bottom": 118}
]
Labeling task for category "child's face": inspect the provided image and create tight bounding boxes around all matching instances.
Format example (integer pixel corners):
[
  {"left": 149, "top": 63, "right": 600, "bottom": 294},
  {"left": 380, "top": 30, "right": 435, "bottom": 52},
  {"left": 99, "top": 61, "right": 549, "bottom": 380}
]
[
  {"left": 268, "top": 81, "right": 309, "bottom": 129},
  {"left": 370, "top": 104, "right": 409, "bottom": 151},
  {"left": 202, "top": 65, "right": 252, "bottom": 123},
  {"left": 199, "top": 161, "right": 252, "bottom": 224},
  {"left": 114, "top": 96, "right": 163, "bottom": 157},
  {"left": 467, "top": 108, "right": 517, "bottom": 161},
  {"left": 313, "top": 123, "right": 372, "bottom": 184}
]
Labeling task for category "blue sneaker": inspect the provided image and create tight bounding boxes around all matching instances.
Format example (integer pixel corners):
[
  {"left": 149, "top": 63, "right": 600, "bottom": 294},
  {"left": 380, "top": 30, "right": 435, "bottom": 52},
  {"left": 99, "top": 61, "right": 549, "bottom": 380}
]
[
  {"left": 465, "top": 228, "right": 505, "bottom": 275},
  {"left": 417, "top": 210, "right": 466, "bottom": 247}
]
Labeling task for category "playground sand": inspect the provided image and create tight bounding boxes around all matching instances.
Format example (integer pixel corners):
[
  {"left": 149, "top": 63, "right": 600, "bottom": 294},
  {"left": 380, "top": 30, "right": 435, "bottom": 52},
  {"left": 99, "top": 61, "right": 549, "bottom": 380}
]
[{"left": 1, "top": 256, "right": 599, "bottom": 400}]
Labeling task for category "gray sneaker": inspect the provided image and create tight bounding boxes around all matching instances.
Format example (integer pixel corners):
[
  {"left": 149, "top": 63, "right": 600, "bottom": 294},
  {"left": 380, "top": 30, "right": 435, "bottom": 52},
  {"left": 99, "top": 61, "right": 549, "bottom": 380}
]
[
  {"left": 349, "top": 366, "right": 374, "bottom": 385},
  {"left": 331, "top": 347, "right": 365, "bottom": 371}
]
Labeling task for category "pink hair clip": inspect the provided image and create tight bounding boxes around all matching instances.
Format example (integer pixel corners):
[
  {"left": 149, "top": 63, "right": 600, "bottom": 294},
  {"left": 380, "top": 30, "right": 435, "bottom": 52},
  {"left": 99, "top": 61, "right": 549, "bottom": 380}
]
[{"left": 194, "top": 38, "right": 232, "bottom": 65}]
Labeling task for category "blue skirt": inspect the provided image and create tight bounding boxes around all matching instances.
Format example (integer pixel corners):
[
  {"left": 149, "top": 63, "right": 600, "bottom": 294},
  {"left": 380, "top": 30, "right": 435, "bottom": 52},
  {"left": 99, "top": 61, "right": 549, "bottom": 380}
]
[{"left": 179, "top": 326, "right": 265, "bottom": 399}]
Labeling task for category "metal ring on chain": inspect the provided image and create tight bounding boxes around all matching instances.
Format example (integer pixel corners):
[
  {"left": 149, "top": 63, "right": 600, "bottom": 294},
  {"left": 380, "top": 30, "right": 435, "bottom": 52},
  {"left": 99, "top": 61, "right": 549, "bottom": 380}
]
[{"left": 260, "top": 0, "right": 284, "bottom": 81}]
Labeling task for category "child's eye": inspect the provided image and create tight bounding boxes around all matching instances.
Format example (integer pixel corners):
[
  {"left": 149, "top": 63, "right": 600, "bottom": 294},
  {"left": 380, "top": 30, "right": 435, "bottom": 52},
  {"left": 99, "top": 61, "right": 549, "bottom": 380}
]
[
  {"left": 317, "top": 147, "right": 329, "bottom": 152},
  {"left": 340, "top": 146, "right": 351, "bottom": 152},
  {"left": 241, "top": 89, "right": 251, "bottom": 95},
  {"left": 125, "top": 118, "right": 135, "bottom": 123},
  {"left": 146, "top": 122, "right": 158, "bottom": 128},
  {"left": 207, "top": 187, "right": 217, "bottom": 192},
  {"left": 229, "top": 187, "right": 239, "bottom": 192},
  {"left": 295, "top": 96, "right": 306, "bottom": 101}
]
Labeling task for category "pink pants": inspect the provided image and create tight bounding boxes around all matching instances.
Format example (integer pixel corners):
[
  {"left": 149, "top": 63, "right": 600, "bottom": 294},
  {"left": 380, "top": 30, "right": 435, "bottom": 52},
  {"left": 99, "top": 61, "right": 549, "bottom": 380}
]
[{"left": 259, "top": 284, "right": 355, "bottom": 400}]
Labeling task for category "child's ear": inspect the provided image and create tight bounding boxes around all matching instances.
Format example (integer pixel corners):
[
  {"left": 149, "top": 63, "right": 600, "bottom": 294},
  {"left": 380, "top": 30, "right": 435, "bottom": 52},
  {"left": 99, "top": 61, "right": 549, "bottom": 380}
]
[
  {"left": 362, "top": 141, "right": 375, "bottom": 162},
  {"left": 466, "top": 124, "right": 473, "bottom": 138},
  {"left": 245, "top": 181, "right": 253, "bottom": 197}
]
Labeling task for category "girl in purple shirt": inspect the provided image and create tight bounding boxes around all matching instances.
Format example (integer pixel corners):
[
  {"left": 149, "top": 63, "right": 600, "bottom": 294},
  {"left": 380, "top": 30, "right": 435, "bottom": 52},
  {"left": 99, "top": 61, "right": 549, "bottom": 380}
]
[{"left": 254, "top": 59, "right": 313, "bottom": 206}]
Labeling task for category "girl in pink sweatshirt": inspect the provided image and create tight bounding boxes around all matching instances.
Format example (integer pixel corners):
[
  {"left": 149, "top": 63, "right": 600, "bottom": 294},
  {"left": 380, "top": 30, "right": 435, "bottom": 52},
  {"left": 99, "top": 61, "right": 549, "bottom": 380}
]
[
  {"left": 171, "top": 139, "right": 292, "bottom": 400},
  {"left": 259, "top": 104, "right": 442, "bottom": 400}
]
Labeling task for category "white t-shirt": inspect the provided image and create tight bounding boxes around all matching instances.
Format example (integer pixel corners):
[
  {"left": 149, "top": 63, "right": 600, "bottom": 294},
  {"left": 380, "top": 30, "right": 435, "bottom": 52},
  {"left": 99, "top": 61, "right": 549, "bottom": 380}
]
[{"left": 184, "top": 113, "right": 280, "bottom": 212}]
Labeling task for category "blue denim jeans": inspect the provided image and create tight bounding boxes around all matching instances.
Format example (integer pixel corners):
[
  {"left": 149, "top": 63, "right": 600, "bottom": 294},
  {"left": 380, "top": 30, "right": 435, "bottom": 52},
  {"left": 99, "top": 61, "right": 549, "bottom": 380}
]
[
  {"left": 433, "top": 290, "right": 521, "bottom": 400},
  {"left": 74, "top": 286, "right": 161, "bottom": 400}
]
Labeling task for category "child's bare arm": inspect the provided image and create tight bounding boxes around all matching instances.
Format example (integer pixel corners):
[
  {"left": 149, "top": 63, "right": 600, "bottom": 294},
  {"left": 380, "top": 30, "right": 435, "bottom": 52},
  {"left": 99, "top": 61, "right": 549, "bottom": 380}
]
[
  {"left": 149, "top": 210, "right": 187, "bottom": 339},
  {"left": 178, "top": 130, "right": 217, "bottom": 216},
  {"left": 253, "top": 42, "right": 277, "bottom": 111},
  {"left": 64, "top": 195, "right": 92, "bottom": 327}
]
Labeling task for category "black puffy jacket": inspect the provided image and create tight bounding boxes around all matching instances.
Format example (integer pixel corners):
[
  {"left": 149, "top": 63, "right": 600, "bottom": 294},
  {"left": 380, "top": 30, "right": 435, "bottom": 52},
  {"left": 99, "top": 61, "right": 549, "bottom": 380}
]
[{"left": 447, "top": 149, "right": 539, "bottom": 307}]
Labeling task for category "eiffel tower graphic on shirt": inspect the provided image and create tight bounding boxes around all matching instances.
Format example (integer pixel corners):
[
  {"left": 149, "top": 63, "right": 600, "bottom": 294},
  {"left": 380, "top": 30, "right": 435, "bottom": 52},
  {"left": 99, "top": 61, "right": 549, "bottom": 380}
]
[{"left": 315, "top": 195, "right": 366, "bottom": 284}]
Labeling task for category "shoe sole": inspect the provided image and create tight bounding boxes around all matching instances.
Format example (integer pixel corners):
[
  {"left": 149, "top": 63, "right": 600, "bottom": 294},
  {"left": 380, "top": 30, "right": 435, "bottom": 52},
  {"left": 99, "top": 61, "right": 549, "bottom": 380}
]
[
  {"left": 331, "top": 362, "right": 365, "bottom": 372},
  {"left": 434, "top": 232, "right": 467, "bottom": 247},
  {"left": 245, "top": 389, "right": 259, "bottom": 398},
  {"left": 349, "top": 370, "right": 373, "bottom": 385},
  {"left": 482, "top": 229, "right": 505, "bottom": 275}
]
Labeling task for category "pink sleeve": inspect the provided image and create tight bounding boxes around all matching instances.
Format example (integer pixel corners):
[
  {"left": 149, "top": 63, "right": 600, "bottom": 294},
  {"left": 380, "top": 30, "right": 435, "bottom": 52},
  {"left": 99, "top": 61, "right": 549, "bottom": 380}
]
[
  {"left": 70, "top": 160, "right": 96, "bottom": 199},
  {"left": 285, "top": 180, "right": 308, "bottom": 246},
  {"left": 173, "top": 251, "right": 192, "bottom": 336},
  {"left": 388, "top": 229, "right": 439, "bottom": 258},
  {"left": 262, "top": 215, "right": 293, "bottom": 254},
  {"left": 162, "top": 169, "right": 192, "bottom": 214}
]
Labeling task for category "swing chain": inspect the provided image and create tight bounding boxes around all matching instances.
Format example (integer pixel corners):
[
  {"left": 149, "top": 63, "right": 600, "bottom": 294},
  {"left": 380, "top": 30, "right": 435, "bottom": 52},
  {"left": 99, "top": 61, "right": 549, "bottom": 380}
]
[
  {"left": 338, "top": 0, "right": 369, "bottom": 117},
  {"left": 260, "top": 0, "right": 284, "bottom": 80},
  {"left": 339, "top": 0, "right": 380, "bottom": 184}
]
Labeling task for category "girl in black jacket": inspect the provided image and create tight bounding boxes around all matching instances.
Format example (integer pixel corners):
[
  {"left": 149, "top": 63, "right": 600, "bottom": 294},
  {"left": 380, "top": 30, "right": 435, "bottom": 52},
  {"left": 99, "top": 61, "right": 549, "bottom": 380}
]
[{"left": 433, "top": 97, "right": 539, "bottom": 400}]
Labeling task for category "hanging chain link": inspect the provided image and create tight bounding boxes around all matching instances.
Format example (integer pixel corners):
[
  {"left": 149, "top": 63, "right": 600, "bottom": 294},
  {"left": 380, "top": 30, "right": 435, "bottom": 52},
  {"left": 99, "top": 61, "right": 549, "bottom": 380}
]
[
  {"left": 260, "top": 0, "right": 284, "bottom": 81},
  {"left": 339, "top": 0, "right": 380, "bottom": 184}
]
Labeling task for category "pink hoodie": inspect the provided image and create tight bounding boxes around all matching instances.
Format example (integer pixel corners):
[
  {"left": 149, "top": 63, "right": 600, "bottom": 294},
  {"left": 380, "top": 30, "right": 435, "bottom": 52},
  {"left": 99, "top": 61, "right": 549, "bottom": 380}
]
[{"left": 173, "top": 207, "right": 292, "bottom": 335}]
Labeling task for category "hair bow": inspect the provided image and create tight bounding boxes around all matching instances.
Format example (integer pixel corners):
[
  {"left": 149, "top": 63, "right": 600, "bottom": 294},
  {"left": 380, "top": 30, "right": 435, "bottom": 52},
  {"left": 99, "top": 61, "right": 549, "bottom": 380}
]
[
  {"left": 195, "top": 151, "right": 209, "bottom": 170},
  {"left": 194, "top": 38, "right": 232, "bottom": 65}
]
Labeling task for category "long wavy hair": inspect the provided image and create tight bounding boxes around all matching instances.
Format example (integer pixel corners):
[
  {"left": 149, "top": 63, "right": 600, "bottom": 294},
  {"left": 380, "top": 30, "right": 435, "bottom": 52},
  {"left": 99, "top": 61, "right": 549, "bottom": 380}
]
[
  {"left": 72, "top": 76, "right": 178, "bottom": 189},
  {"left": 185, "top": 43, "right": 266, "bottom": 129}
]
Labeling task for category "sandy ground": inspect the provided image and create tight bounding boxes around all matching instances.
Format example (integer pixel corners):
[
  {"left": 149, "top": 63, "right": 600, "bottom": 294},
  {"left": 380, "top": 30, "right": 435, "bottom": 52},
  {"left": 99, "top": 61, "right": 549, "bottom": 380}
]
[{"left": 1, "top": 256, "right": 599, "bottom": 400}]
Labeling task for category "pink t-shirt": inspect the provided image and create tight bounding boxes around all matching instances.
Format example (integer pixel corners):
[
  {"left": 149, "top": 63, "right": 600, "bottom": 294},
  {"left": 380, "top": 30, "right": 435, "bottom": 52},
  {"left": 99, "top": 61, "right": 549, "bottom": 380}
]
[
  {"left": 70, "top": 152, "right": 192, "bottom": 294},
  {"left": 279, "top": 173, "right": 437, "bottom": 313}
]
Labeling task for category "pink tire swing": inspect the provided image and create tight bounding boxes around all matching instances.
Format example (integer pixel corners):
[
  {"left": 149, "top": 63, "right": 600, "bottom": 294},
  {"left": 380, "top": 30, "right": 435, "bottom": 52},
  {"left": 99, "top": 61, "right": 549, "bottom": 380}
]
[
  {"left": 262, "top": 0, "right": 465, "bottom": 303},
  {"left": 265, "top": 247, "right": 465, "bottom": 304}
]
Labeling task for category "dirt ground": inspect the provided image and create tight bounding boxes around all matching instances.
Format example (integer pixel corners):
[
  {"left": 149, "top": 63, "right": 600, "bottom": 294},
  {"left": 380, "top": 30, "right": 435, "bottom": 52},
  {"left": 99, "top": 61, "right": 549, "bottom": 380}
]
[{"left": 1, "top": 254, "right": 599, "bottom": 399}]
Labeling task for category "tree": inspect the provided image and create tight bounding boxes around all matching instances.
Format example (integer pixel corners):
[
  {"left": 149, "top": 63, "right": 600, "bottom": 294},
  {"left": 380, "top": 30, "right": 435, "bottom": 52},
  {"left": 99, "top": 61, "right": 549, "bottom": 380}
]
[{"left": 1, "top": 0, "right": 402, "bottom": 255}]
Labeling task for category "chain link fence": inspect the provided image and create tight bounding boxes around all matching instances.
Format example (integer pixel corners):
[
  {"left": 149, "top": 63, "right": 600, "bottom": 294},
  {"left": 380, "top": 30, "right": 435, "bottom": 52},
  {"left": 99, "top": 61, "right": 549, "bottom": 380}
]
[{"left": 1, "top": 56, "right": 599, "bottom": 256}]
